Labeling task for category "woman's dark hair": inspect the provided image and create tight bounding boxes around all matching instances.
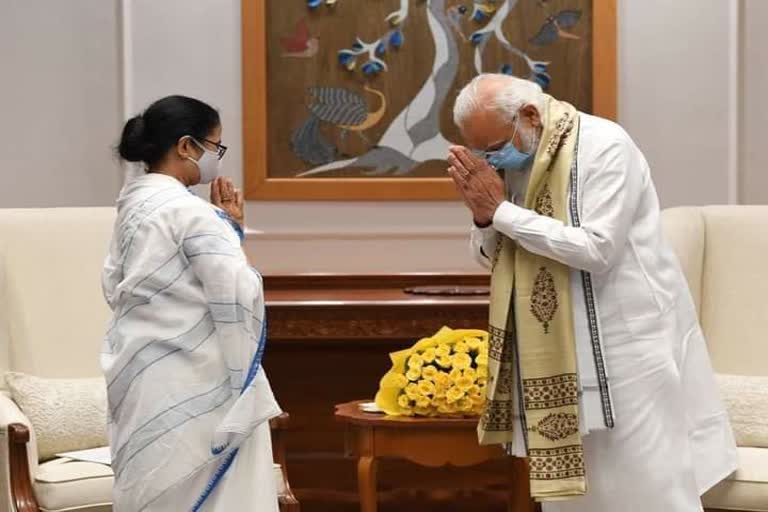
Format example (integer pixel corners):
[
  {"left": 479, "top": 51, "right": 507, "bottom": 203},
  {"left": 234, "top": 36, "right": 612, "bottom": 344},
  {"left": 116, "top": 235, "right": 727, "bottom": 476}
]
[{"left": 117, "top": 95, "right": 220, "bottom": 166}]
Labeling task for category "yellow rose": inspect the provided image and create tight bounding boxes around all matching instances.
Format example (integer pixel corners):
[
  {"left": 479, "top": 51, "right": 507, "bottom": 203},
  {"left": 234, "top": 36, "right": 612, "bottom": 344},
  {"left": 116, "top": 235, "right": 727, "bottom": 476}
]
[
  {"left": 416, "top": 396, "right": 431, "bottom": 408},
  {"left": 446, "top": 386, "right": 465, "bottom": 403},
  {"left": 431, "top": 396, "right": 446, "bottom": 408},
  {"left": 414, "top": 406, "right": 433, "bottom": 416},
  {"left": 465, "top": 337, "right": 482, "bottom": 351},
  {"left": 421, "top": 365, "right": 438, "bottom": 381},
  {"left": 438, "top": 401, "right": 457, "bottom": 414},
  {"left": 393, "top": 373, "right": 409, "bottom": 389},
  {"left": 435, "top": 344, "right": 451, "bottom": 358},
  {"left": 435, "top": 372, "right": 451, "bottom": 387},
  {"left": 470, "top": 392, "right": 485, "bottom": 406},
  {"left": 406, "top": 367, "right": 421, "bottom": 381},
  {"left": 463, "top": 368, "right": 477, "bottom": 382},
  {"left": 477, "top": 366, "right": 489, "bottom": 379},
  {"left": 449, "top": 368, "right": 463, "bottom": 383},
  {"left": 398, "top": 394, "right": 412, "bottom": 409},
  {"left": 434, "top": 382, "right": 447, "bottom": 398},
  {"left": 452, "top": 352, "right": 472, "bottom": 370},
  {"left": 456, "top": 375, "right": 474, "bottom": 392},
  {"left": 437, "top": 354, "right": 453, "bottom": 368},
  {"left": 408, "top": 353, "right": 424, "bottom": 369},
  {"left": 477, "top": 377, "right": 488, "bottom": 388},
  {"left": 457, "top": 397, "right": 473, "bottom": 412},
  {"left": 405, "top": 383, "right": 420, "bottom": 400},
  {"left": 454, "top": 341, "right": 469, "bottom": 354},
  {"left": 417, "top": 380, "right": 436, "bottom": 396},
  {"left": 422, "top": 348, "right": 436, "bottom": 363}
]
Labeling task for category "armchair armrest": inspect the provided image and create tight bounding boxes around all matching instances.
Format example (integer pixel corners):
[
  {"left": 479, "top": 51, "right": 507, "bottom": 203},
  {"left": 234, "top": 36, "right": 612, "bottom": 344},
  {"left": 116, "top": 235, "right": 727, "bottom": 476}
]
[
  {"left": 8, "top": 424, "right": 39, "bottom": 512},
  {"left": 0, "top": 394, "right": 39, "bottom": 512},
  {"left": 270, "top": 413, "right": 300, "bottom": 512},
  {"left": 0, "top": 394, "right": 37, "bottom": 470}
]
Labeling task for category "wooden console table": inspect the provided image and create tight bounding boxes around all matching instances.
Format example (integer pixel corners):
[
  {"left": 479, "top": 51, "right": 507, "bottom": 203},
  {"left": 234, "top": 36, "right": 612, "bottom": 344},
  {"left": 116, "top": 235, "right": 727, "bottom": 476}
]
[
  {"left": 265, "top": 273, "right": 527, "bottom": 512},
  {"left": 335, "top": 401, "right": 535, "bottom": 512}
]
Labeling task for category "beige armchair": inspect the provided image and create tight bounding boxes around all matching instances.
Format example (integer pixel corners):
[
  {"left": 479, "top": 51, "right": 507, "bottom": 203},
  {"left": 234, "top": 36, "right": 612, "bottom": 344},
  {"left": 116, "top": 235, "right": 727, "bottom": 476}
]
[
  {"left": 0, "top": 208, "right": 298, "bottom": 512},
  {"left": 662, "top": 206, "right": 768, "bottom": 511}
]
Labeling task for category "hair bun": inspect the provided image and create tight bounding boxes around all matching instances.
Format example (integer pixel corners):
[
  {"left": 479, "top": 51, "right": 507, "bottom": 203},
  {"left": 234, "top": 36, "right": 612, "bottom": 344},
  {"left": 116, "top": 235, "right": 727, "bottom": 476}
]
[
  {"left": 118, "top": 115, "right": 149, "bottom": 162},
  {"left": 115, "top": 96, "right": 220, "bottom": 166}
]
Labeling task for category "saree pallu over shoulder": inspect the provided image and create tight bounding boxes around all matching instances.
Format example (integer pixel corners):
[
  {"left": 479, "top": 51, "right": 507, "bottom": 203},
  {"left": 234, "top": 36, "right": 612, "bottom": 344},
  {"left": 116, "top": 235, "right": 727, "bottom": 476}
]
[{"left": 102, "top": 174, "right": 281, "bottom": 511}]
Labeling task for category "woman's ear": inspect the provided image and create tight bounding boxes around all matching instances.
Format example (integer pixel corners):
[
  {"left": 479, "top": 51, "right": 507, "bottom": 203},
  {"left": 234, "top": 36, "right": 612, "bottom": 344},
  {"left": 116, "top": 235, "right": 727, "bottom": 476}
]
[{"left": 177, "top": 136, "right": 197, "bottom": 161}]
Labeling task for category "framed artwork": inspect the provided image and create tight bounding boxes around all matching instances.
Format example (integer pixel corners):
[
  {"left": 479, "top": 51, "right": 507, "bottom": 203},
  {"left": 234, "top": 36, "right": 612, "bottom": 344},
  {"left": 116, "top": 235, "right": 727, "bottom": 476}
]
[{"left": 243, "top": 0, "right": 616, "bottom": 200}]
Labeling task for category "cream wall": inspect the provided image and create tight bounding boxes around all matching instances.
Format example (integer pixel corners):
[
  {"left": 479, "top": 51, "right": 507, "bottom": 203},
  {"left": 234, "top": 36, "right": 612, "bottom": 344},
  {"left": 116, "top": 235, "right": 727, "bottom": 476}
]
[
  {"left": 0, "top": 0, "right": 122, "bottom": 208},
  {"left": 618, "top": 0, "right": 736, "bottom": 207},
  {"left": 1, "top": 0, "right": 764, "bottom": 273}
]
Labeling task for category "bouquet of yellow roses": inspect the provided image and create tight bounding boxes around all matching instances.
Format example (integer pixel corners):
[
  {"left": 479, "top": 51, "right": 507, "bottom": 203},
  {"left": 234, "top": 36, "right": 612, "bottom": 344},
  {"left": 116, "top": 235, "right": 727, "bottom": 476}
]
[{"left": 375, "top": 327, "right": 489, "bottom": 417}]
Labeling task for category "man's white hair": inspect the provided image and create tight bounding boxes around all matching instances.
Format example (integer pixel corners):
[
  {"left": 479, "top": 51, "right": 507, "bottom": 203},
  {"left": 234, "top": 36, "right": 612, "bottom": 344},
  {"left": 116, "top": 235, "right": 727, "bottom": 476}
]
[{"left": 453, "top": 73, "right": 544, "bottom": 128}]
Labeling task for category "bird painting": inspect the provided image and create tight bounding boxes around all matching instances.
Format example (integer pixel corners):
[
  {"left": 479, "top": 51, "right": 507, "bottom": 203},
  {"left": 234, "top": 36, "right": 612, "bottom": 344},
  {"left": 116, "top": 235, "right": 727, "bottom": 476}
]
[
  {"left": 471, "top": 1, "right": 499, "bottom": 22},
  {"left": 291, "top": 85, "right": 387, "bottom": 164},
  {"left": 447, "top": 4, "right": 469, "bottom": 41},
  {"left": 529, "top": 10, "right": 582, "bottom": 46},
  {"left": 279, "top": 18, "right": 319, "bottom": 58}
]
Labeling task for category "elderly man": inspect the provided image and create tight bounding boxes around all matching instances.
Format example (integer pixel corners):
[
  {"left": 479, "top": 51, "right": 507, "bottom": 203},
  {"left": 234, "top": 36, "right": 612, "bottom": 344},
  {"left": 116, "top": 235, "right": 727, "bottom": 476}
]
[{"left": 447, "top": 73, "right": 737, "bottom": 511}]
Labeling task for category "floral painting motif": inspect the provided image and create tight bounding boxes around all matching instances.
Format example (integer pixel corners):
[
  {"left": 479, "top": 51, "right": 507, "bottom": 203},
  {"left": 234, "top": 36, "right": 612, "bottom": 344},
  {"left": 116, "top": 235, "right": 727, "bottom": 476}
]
[
  {"left": 535, "top": 182, "right": 555, "bottom": 217},
  {"left": 534, "top": 412, "right": 579, "bottom": 442},
  {"left": 530, "top": 266, "right": 558, "bottom": 333}
]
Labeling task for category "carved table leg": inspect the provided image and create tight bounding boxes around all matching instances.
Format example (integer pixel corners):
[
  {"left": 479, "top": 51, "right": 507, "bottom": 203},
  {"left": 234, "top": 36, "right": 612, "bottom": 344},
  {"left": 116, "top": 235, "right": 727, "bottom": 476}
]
[
  {"left": 508, "top": 457, "right": 535, "bottom": 512},
  {"left": 357, "top": 455, "right": 378, "bottom": 512}
]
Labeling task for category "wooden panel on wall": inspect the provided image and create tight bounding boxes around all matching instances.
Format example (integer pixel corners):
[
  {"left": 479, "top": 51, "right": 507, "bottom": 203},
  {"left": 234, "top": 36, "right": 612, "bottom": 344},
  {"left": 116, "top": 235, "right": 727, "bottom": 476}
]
[{"left": 243, "top": 0, "right": 617, "bottom": 200}]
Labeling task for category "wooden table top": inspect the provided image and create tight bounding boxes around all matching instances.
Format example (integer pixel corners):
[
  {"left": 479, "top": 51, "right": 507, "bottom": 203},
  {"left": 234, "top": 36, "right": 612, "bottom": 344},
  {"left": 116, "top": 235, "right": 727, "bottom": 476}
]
[
  {"left": 264, "top": 274, "right": 490, "bottom": 307},
  {"left": 335, "top": 400, "right": 482, "bottom": 430}
]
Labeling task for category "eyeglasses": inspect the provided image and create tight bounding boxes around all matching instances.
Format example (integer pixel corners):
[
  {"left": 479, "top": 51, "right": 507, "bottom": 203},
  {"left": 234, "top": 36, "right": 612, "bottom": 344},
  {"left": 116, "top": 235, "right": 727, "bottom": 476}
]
[{"left": 201, "top": 138, "right": 228, "bottom": 160}]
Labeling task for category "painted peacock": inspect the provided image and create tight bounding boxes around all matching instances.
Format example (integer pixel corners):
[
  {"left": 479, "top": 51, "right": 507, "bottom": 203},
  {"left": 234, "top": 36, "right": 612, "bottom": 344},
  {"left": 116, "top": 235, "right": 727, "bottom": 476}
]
[{"left": 290, "top": 84, "right": 387, "bottom": 165}]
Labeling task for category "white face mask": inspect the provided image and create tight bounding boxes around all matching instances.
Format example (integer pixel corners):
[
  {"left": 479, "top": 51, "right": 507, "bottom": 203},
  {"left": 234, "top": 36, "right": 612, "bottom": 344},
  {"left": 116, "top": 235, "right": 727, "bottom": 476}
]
[{"left": 185, "top": 138, "right": 222, "bottom": 184}]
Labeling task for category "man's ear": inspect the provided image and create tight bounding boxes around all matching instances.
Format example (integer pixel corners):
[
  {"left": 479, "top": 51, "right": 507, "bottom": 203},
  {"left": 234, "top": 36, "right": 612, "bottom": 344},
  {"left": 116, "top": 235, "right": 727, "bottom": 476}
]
[{"left": 520, "top": 104, "right": 541, "bottom": 128}]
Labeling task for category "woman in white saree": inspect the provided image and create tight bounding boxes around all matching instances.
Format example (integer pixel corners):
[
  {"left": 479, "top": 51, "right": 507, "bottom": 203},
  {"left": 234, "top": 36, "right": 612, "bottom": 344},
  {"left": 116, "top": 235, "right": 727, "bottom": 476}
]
[{"left": 102, "top": 96, "right": 282, "bottom": 511}]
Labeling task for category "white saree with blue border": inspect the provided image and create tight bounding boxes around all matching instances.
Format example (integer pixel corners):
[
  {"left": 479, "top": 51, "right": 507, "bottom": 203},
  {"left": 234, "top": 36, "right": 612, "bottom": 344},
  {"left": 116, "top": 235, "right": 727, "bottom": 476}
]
[{"left": 102, "top": 172, "right": 282, "bottom": 511}]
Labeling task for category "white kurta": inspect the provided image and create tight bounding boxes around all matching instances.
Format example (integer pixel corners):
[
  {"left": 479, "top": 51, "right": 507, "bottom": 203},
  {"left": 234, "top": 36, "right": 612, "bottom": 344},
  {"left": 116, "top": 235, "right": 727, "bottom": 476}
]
[
  {"left": 102, "top": 173, "right": 282, "bottom": 511},
  {"left": 471, "top": 114, "right": 738, "bottom": 511}
]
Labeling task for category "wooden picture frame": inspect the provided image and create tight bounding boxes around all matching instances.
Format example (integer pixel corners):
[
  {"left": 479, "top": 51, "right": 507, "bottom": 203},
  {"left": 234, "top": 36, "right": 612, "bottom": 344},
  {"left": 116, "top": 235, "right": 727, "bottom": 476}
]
[{"left": 243, "top": 0, "right": 616, "bottom": 201}]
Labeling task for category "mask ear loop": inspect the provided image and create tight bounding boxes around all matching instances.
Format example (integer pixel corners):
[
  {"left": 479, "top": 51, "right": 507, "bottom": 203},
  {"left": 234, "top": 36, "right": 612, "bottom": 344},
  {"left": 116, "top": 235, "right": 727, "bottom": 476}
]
[
  {"left": 177, "top": 135, "right": 204, "bottom": 167},
  {"left": 509, "top": 115, "right": 520, "bottom": 149},
  {"left": 180, "top": 135, "right": 211, "bottom": 150}
]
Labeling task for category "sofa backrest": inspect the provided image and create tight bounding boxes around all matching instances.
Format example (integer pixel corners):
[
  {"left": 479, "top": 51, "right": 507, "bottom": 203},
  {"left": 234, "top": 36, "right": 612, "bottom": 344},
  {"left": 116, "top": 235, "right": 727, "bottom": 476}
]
[
  {"left": 0, "top": 208, "right": 115, "bottom": 383},
  {"left": 662, "top": 206, "right": 768, "bottom": 376}
]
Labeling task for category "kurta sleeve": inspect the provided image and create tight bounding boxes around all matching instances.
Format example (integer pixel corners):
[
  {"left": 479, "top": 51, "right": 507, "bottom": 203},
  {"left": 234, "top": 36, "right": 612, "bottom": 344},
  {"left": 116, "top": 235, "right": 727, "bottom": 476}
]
[
  {"left": 491, "top": 137, "right": 646, "bottom": 274},
  {"left": 470, "top": 224, "right": 499, "bottom": 270}
]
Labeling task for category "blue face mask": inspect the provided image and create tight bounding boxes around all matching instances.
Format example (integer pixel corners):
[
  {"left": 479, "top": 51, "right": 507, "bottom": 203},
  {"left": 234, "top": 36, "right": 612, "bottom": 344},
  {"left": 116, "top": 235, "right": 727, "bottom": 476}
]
[
  {"left": 484, "top": 118, "right": 536, "bottom": 172},
  {"left": 486, "top": 142, "right": 534, "bottom": 172}
]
